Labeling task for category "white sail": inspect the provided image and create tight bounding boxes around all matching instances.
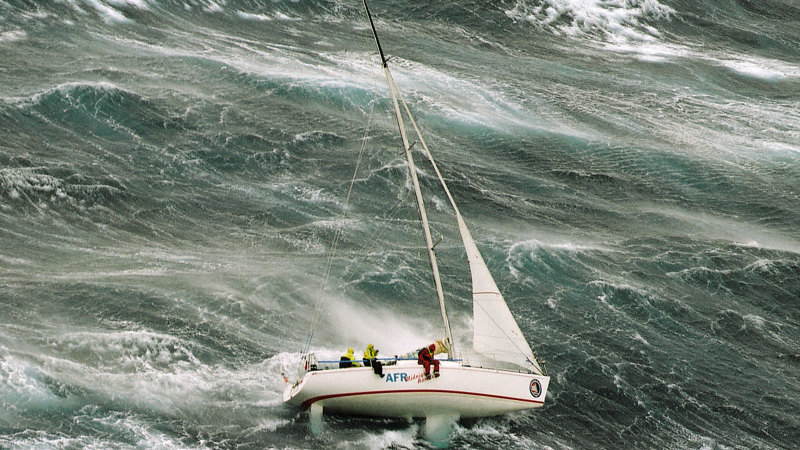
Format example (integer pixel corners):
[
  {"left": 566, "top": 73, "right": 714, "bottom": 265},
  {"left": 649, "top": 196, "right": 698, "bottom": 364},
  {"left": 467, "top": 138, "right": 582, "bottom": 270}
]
[{"left": 456, "top": 214, "right": 543, "bottom": 374}]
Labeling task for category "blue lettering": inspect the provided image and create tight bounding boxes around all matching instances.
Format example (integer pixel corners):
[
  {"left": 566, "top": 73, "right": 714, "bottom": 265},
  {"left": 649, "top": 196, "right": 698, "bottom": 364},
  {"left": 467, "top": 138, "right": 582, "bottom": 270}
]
[{"left": 385, "top": 373, "right": 412, "bottom": 382}]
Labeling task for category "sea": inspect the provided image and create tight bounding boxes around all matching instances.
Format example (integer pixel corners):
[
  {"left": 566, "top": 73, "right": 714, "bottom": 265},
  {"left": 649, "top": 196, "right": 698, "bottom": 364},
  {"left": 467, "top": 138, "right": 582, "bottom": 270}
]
[{"left": 1, "top": 0, "right": 799, "bottom": 448}]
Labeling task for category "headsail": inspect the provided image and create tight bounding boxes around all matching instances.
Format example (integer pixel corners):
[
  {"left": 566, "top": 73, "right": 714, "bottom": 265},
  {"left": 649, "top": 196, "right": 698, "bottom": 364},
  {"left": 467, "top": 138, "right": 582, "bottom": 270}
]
[{"left": 459, "top": 218, "right": 543, "bottom": 374}]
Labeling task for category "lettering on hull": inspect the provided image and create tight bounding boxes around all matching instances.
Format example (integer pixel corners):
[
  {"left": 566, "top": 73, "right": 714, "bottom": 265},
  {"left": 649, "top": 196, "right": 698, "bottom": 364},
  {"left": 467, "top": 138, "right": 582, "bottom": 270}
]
[{"left": 384, "top": 372, "right": 427, "bottom": 383}]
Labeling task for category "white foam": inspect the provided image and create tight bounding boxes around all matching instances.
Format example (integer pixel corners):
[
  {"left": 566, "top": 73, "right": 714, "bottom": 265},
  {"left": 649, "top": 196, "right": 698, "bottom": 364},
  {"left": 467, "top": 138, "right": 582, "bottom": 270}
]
[
  {"left": 603, "top": 40, "right": 691, "bottom": 62},
  {"left": 201, "top": 0, "right": 224, "bottom": 13},
  {"left": 638, "top": 204, "right": 800, "bottom": 255},
  {"left": 356, "top": 426, "right": 419, "bottom": 449},
  {"left": 719, "top": 58, "right": 787, "bottom": 80},
  {"left": 85, "top": 411, "right": 196, "bottom": 449},
  {"left": 84, "top": 0, "right": 133, "bottom": 23},
  {"left": 0, "top": 432, "right": 104, "bottom": 449},
  {"left": 764, "top": 142, "right": 800, "bottom": 154},
  {"left": 606, "top": 37, "right": 799, "bottom": 83},
  {"left": 632, "top": 332, "right": 649, "bottom": 346},
  {"left": 274, "top": 12, "right": 300, "bottom": 21},
  {"left": 505, "top": 0, "right": 674, "bottom": 42},
  {"left": 742, "top": 314, "right": 766, "bottom": 329},
  {"left": 0, "top": 168, "right": 65, "bottom": 201},
  {"left": 236, "top": 11, "right": 273, "bottom": 22},
  {"left": 20, "top": 80, "right": 124, "bottom": 105},
  {"left": 47, "top": 331, "right": 203, "bottom": 390},
  {"left": 0, "top": 352, "right": 59, "bottom": 408},
  {"left": 0, "top": 254, "right": 28, "bottom": 265},
  {"left": 105, "top": 0, "right": 149, "bottom": 9},
  {"left": 0, "top": 29, "right": 27, "bottom": 42},
  {"left": 31, "top": 339, "right": 287, "bottom": 418}
]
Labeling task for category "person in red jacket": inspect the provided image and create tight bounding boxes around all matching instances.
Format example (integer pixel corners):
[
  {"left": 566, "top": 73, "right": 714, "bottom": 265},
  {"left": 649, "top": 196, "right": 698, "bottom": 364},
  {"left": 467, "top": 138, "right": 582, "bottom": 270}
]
[{"left": 417, "top": 343, "right": 439, "bottom": 379}]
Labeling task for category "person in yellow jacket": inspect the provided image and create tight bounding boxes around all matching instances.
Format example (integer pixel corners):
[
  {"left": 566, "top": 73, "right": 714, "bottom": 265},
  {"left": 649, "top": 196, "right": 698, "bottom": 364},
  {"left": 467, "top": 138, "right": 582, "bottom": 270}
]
[
  {"left": 363, "top": 344, "right": 383, "bottom": 377},
  {"left": 339, "top": 347, "right": 360, "bottom": 368}
]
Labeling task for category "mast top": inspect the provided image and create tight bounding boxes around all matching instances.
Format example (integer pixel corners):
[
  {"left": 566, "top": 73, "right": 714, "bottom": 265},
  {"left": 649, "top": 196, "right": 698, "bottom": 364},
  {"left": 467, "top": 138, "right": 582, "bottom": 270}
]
[{"left": 363, "top": 0, "right": 388, "bottom": 68}]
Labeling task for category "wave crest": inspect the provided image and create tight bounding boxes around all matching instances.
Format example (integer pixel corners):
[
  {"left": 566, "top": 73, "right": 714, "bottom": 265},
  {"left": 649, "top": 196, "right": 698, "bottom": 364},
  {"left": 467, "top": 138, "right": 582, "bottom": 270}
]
[
  {"left": 505, "top": 0, "right": 674, "bottom": 41},
  {"left": 0, "top": 166, "right": 126, "bottom": 208}
]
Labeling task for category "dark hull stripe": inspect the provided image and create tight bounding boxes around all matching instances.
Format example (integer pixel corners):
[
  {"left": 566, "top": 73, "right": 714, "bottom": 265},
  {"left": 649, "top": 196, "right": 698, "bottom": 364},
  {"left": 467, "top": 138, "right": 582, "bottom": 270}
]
[{"left": 301, "top": 388, "right": 545, "bottom": 408}]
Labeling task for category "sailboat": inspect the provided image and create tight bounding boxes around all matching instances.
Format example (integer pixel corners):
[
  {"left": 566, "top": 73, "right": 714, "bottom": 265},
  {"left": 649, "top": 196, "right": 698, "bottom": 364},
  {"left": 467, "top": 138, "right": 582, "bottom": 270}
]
[{"left": 283, "top": 0, "right": 549, "bottom": 420}]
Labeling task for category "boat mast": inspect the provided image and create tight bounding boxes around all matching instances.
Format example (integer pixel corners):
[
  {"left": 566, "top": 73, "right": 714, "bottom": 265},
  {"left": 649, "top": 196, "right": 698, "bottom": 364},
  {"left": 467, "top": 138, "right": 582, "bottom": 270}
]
[{"left": 362, "top": 0, "right": 455, "bottom": 358}]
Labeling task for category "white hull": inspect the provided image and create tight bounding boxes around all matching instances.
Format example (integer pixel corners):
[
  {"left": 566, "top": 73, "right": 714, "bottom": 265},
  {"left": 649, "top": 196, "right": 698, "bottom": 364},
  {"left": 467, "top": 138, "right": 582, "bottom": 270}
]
[{"left": 283, "top": 361, "right": 549, "bottom": 418}]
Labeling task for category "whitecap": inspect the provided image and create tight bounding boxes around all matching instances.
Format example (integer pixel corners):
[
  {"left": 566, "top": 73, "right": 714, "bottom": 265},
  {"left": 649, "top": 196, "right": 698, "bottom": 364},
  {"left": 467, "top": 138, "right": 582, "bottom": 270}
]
[
  {"left": 105, "top": 0, "right": 150, "bottom": 10},
  {"left": 505, "top": 0, "right": 674, "bottom": 42},
  {"left": 742, "top": 314, "right": 766, "bottom": 329},
  {"left": 356, "top": 426, "right": 419, "bottom": 449},
  {"left": 719, "top": 59, "right": 786, "bottom": 80},
  {"left": 236, "top": 11, "right": 274, "bottom": 22},
  {"left": 84, "top": 0, "right": 133, "bottom": 24},
  {"left": 0, "top": 29, "right": 27, "bottom": 42},
  {"left": 0, "top": 352, "right": 59, "bottom": 408},
  {"left": 274, "top": 12, "right": 301, "bottom": 21},
  {"left": 602, "top": 40, "right": 691, "bottom": 62},
  {"left": 632, "top": 332, "right": 649, "bottom": 346}
]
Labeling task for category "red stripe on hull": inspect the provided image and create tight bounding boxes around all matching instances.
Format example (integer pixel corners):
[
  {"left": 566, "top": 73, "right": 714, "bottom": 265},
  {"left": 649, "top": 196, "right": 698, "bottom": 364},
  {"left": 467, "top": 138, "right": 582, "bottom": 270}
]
[{"left": 301, "top": 388, "right": 545, "bottom": 408}]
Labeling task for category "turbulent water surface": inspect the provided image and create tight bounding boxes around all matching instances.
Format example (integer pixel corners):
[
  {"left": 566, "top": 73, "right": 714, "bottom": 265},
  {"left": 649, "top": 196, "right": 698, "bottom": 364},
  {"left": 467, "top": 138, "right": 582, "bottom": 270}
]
[{"left": 1, "top": 0, "right": 799, "bottom": 448}]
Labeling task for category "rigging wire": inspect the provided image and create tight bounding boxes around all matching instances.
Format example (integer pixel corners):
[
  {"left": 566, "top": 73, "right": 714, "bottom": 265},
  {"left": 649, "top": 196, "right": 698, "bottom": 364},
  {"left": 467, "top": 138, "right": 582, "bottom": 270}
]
[
  {"left": 301, "top": 6, "right": 395, "bottom": 356},
  {"left": 303, "top": 103, "right": 374, "bottom": 355}
]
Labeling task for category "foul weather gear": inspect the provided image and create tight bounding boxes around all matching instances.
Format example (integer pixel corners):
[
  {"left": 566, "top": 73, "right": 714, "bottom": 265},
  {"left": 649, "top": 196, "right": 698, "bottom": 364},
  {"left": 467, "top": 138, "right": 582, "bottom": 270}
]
[
  {"left": 417, "top": 344, "right": 439, "bottom": 378},
  {"left": 339, "top": 347, "right": 360, "bottom": 368},
  {"left": 363, "top": 344, "right": 383, "bottom": 376}
]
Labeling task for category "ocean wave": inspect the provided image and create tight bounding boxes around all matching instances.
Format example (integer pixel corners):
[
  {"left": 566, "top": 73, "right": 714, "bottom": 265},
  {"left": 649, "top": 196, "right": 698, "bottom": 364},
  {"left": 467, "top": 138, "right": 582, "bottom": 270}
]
[
  {"left": 0, "top": 166, "right": 127, "bottom": 209},
  {"left": 23, "top": 82, "right": 185, "bottom": 142},
  {"left": 53, "top": 329, "right": 202, "bottom": 372},
  {"left": 0, "top": 351, "right": 61, "bottom": 413},
  {"left": 0, "top": 29, "right": 27, "bottom": 43},
  {"left": 505, "top": 0, "right": 674, "bottom": 42},
  {"left": 1, "top": 0, "right": 799, "bottom": 446}
]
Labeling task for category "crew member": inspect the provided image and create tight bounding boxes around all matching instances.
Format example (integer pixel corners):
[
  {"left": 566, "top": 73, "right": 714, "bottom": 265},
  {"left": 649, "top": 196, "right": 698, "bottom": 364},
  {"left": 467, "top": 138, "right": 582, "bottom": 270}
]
[
  {"left": 417, "top": 343, "right": 440, "bottom": 379},
  {"left": 339, "top": 347, "right": 360, "bottom": 368},
  {"left": 363, "top": 344, "right": 383, "bottom": 377}
]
